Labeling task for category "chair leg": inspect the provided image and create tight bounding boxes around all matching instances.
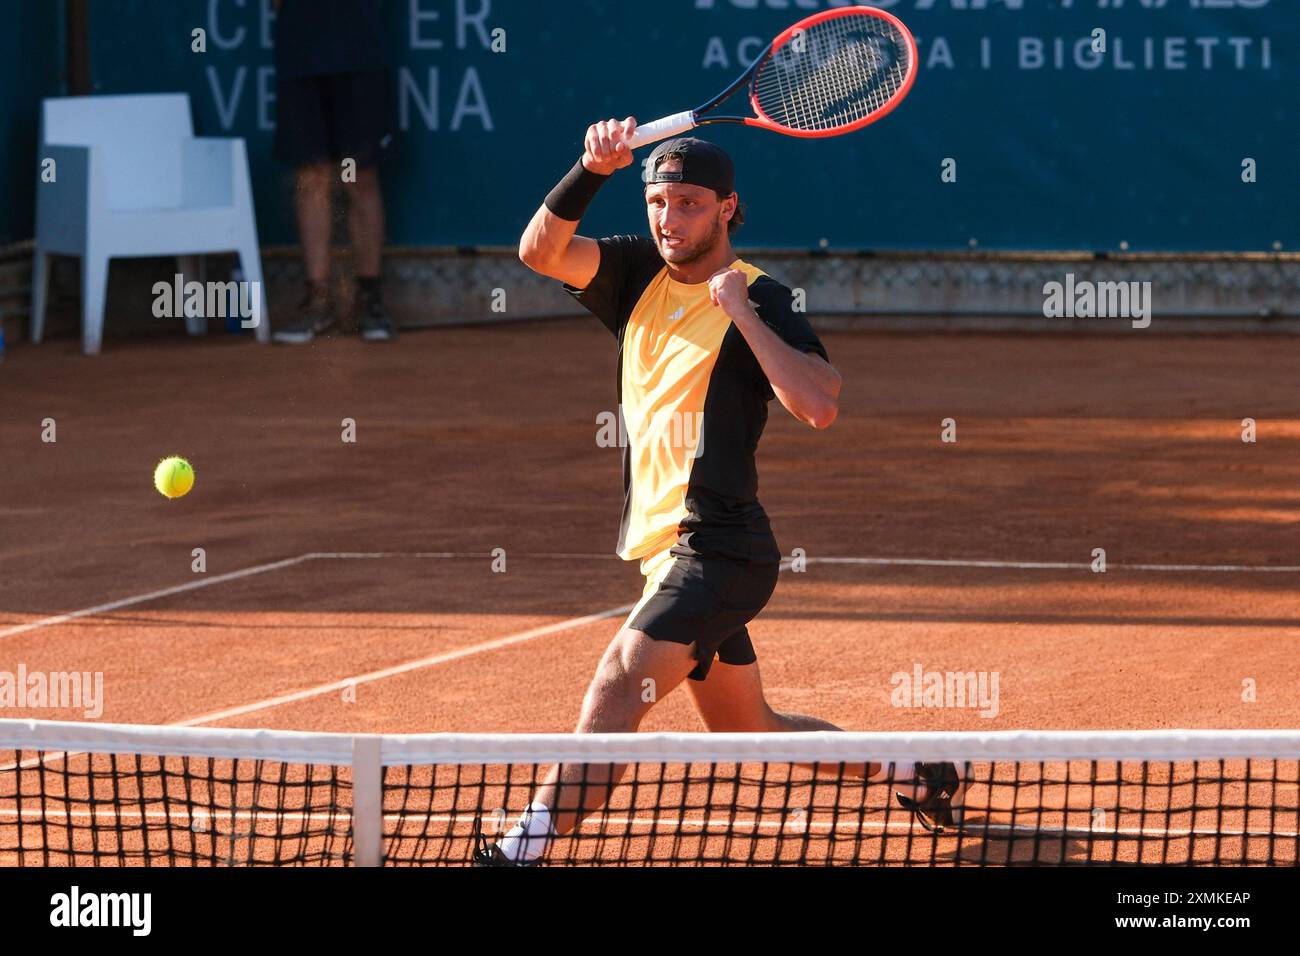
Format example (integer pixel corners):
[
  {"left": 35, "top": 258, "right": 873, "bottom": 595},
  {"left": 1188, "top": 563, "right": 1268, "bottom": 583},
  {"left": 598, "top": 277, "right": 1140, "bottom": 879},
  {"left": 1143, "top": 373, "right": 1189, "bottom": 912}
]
[
  {"left": 236, "top": 243, "right": 269, "bottom": 343},
  {"left": 81, "top": 253, "right": 109, "bottom": 355},
  {"left": 30, "top": 250, "right": 51, "bottom": 344},
  {"left": 176, "top": 254, "right": 205, "bottom": 336}
]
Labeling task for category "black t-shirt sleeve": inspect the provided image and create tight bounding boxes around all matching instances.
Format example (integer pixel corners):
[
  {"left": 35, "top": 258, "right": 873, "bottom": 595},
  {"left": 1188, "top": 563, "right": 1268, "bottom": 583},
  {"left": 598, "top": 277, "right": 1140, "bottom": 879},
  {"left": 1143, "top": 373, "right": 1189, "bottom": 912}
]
[
  {"left": 746, "top": 275, "right": 830, "bottom": 400},
  {"left": 563, "top": 235, "right": 661, "bottom": 336},
  {"left": 748, "top": 276, "right": 829, "bottom": 359}
]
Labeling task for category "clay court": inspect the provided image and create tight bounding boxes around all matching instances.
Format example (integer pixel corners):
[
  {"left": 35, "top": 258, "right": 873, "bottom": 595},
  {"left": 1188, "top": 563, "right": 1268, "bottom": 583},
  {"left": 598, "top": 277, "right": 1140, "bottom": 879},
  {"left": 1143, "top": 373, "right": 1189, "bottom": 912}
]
[
  {"left": 3, "top": 323, "right": 1299, "bottom": 733},
  {"left": 2, "top": 323, "right": 1298, "bottom": 866}
]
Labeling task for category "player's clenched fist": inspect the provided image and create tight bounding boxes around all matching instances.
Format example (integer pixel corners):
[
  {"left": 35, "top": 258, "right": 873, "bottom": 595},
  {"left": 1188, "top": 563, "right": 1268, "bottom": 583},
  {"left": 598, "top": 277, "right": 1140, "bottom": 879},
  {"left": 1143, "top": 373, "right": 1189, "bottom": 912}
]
[
  {"left": 708, "top": 268, "right": 751, "bottom": 315},
  {"left": 582, "top": 118, "right": 637, "bottom": 176}
]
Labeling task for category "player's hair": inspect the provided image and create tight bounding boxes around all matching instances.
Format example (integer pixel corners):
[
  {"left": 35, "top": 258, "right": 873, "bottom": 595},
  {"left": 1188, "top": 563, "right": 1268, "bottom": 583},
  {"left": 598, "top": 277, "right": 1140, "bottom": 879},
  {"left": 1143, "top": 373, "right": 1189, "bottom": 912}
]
[{"left": 721, "top": 192, "right": 745, "bottom": 235}]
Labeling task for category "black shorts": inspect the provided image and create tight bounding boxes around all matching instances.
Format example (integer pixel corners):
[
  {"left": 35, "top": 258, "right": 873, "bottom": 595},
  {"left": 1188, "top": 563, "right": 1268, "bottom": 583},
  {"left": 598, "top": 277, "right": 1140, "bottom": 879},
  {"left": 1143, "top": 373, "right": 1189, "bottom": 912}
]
[
  {"left": 275, "top": 70, "right": 395, "bottom": 168},
  {"left": 625, "top": 549, "right": 781, "bottom": 682}
]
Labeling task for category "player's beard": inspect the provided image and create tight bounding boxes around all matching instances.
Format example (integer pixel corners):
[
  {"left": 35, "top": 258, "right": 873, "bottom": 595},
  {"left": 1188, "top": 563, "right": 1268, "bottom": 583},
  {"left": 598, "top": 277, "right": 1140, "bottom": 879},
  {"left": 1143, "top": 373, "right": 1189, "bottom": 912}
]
[{"left": 658, "top": 214, "right": 726, "bottom": 267}]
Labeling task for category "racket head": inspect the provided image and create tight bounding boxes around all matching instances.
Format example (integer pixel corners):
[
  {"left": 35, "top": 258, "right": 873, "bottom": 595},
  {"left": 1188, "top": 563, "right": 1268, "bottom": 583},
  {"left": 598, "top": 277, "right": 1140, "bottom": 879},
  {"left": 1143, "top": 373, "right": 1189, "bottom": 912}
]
[{"left": 745, "top": 6, "right": 918, "bottom": 139}]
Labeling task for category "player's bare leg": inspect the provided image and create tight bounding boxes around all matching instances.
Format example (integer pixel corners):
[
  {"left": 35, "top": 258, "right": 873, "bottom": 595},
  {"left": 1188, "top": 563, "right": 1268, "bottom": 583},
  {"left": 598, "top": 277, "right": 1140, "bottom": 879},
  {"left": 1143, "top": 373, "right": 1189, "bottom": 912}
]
[
  {"left": 687, "top": 660, "right": 961, "bottom": 819},
  {"left": 486, "top": 629, "right": 695, "bottom": 863},
  {"left": 687, "top": 659, "right": 873, "bottom": 776}
]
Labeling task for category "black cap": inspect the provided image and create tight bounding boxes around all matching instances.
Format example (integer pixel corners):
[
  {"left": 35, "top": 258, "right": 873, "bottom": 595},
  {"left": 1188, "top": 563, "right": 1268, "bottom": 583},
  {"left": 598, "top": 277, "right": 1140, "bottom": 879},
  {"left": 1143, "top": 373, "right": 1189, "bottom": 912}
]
[{"left": 643, "top": 137, "right": 735, "bottom": 196}]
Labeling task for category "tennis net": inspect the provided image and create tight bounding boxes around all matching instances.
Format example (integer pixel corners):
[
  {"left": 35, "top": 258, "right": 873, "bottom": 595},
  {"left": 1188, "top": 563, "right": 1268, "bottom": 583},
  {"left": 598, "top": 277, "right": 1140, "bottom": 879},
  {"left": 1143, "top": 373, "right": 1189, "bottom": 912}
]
[{"left": 1, "top": 719, "right": 1297, "bottom": 866}]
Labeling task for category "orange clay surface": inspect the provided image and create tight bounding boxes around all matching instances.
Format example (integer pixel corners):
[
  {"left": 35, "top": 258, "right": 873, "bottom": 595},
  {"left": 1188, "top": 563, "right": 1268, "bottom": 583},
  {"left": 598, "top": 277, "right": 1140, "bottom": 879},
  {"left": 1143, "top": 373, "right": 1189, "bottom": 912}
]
[
  {"left": 1, "top": 321, "right": 1297, "bottom": 736},
  {"left": 3, "top": 321, "right": 1300, "bottom": 865}
]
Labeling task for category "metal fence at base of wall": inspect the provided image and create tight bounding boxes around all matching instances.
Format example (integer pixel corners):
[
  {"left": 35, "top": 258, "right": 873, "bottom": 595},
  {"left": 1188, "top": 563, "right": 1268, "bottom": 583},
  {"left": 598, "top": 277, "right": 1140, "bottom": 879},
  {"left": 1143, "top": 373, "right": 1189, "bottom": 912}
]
[
  {"left": 4, "top": 242, "right": 1300, "bottom": 348},
  {"left": 222, "top": 247, "right": 1300, "bottom": 335}
]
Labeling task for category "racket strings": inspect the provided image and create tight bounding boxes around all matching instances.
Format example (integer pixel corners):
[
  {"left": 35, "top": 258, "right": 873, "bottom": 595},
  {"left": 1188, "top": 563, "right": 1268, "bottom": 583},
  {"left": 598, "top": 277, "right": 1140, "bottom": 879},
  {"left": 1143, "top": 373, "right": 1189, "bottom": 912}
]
[{"left": 752, "top": 14, "right": 912, "bottom": 133}]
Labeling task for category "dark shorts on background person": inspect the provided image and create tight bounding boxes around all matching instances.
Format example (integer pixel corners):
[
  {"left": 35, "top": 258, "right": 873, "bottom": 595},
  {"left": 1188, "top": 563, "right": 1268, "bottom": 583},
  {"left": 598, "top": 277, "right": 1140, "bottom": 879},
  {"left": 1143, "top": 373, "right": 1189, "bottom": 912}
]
[
  {"left": 274, "top": 69, "right": 395, "bottom": 168},
  {"left": 626, "top": 549, "right": 781, "bottom": 682}
]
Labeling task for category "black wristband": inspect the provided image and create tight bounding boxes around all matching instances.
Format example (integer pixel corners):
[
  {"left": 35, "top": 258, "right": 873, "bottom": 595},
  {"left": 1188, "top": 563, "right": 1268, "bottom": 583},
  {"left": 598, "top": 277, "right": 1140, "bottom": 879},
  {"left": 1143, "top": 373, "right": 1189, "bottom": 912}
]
[{"left": 544, "top": 159, "right": 610, "bottom": 222}]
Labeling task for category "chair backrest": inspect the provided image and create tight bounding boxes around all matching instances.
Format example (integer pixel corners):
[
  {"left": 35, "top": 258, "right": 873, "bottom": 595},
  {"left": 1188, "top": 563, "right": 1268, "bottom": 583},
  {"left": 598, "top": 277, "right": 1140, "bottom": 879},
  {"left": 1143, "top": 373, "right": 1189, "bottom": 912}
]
[{"left": 42, "top": 94, "right": 194, "bottom": 210}]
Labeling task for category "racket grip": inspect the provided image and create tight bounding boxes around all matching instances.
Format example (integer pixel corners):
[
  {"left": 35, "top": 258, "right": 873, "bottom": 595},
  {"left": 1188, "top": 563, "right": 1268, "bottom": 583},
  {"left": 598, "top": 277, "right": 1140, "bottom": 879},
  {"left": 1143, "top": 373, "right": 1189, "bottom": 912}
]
[{"left": 627, "top": 111, "right": 697, "bottom": 149}]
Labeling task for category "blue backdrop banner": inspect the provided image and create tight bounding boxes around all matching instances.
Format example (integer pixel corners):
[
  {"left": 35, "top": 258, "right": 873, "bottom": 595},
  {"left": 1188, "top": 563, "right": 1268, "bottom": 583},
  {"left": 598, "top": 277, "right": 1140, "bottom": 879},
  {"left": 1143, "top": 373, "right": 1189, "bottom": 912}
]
[
  {"left": 0, "top": 2, "right": 65, "bottom": 245},
  {"left": 65, "top": 0, "right": 1299, "bottom": 251}
]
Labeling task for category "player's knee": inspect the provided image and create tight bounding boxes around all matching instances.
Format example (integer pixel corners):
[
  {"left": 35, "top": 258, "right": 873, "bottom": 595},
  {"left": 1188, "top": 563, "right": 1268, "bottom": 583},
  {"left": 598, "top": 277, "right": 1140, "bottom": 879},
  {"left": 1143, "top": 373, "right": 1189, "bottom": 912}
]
[{"left": 578, "top": 678, "right": 642, "bottom": 734}]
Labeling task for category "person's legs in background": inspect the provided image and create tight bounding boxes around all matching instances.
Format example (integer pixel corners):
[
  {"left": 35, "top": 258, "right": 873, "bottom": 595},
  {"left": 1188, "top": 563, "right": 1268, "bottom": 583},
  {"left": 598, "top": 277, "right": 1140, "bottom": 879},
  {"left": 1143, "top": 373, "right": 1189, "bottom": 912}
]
[
  {"left": 296, "top": 162, "right": 333, "bottom": 289},
  {"left": 347, "top": 163, "right": 395, "bottom": 341},
  {"left": 273, "top": 65, "right": 396, "bottom": 344},
  {"left": 274, "top": 1, "right": 395, "bottom": 344},
  {"left": 273, "top": 74, "right": 338, "bottom": 345},
  {"left": 286, "top": 162, "right": 335, "bottom": 340},
  {"left": 338, "top": 68, "right": 396, "bottom": 342}
]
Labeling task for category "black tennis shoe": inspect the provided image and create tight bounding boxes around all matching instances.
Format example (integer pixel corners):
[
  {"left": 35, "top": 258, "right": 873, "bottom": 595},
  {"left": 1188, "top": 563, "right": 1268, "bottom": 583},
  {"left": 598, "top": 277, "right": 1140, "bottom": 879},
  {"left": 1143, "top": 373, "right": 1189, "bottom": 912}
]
[
  {"left": 895, "top": 762, "right": 964, "bottom": 833},
  {"left": 357, "top": 291, "right": 397, "bottom": 342},
  {"left": 273, "top": 285, "right": 334, "bottom": 344},
  {"left": 470, "top": 817, "right": 543, "bottom": 867}
]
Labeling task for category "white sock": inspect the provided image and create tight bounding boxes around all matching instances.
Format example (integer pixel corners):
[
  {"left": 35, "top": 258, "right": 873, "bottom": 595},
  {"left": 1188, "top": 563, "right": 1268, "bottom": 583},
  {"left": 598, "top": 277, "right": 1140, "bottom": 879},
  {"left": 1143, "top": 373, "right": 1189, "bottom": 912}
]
[{"left": 496, "top": 802, "right": 553, "bottom": 864}]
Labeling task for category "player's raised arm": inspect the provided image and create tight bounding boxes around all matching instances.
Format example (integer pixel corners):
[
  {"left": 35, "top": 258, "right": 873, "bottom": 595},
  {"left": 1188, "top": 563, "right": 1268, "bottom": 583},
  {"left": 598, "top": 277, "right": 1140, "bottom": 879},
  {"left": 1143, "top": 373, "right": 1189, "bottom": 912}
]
[{"left": 518, "top": 118, "right": 637, "bottom": 288}]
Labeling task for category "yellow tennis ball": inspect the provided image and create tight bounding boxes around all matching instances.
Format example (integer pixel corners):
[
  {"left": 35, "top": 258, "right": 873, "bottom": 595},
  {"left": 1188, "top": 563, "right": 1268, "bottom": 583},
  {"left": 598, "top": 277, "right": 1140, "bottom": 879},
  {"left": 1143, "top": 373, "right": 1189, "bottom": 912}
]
[{"left": 154, "top": 456, "right": 195, "bottom": 499}]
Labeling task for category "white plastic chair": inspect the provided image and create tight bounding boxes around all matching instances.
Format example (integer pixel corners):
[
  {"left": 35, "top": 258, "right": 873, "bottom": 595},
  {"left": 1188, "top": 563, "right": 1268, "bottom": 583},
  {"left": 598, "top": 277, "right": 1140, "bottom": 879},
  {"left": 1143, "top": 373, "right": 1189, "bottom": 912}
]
[{"left": 31, "top": 93, "right": 270, "bottom": 354}]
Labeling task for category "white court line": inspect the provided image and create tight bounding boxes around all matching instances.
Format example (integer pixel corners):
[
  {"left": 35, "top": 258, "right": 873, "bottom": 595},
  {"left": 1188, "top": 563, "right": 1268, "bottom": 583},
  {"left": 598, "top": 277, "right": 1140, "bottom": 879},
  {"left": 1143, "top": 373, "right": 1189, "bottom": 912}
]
[
  {"left": 807, "top": 557, "right": 1300, "bottom": 573},
  {"left": 175, "top": 603, "right": 634, "bottom": 728},
  {"left": 5, "top": 547, "right": 1296, "bottom": 726},
  {"left": 305, "top": 551, "right": 618, "bottom": 561},
  {"left": 1110, "top": 562, "right": 1300, "bottom": 573},
  {"left": 160, "top": 551, "right": 1300, "bottom": 725},
  {"left": 406, "top": 815, "right": 1300, "bottom": 842},
  {"left": 0, "top": 550, "right": 624, "bottom": 642},
  {"left": 302, "top": 552, "right": 1300, "bottom": 573},
  {"left": 0, "top": 807, "right": 1289, "bottom": 843},
  {"left": 812, "top": 557, "right": 1086, "bottom": 569},
  {"left": 0, "top": 555, "right": 315, "bottom": 640},
  {"left": 0, "top": 601, "right": 633, "bottom": 769},
  {"left": 312, "top": 551, "right": 1300, "bottom": 573},
  {"left": 8, "top": 549, "right": 1297, "bottom": 642},
  {"left": 1, "top": 545, "right": 633, "bottom": 744}
]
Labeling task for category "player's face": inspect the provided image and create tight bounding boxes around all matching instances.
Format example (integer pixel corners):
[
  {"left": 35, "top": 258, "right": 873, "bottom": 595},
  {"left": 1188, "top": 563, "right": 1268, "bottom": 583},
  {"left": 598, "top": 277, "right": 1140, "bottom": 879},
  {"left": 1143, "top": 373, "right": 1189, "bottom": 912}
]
[{"left": 645, "top": 182, "right": 733, "bottom": 266}]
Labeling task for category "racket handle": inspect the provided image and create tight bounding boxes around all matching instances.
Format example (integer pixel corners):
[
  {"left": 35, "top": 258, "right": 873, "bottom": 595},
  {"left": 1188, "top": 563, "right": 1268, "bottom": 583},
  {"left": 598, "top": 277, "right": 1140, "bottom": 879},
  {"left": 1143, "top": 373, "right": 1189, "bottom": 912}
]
[{"left": 627, "top": 111, "right": 697, "bottom": 149}]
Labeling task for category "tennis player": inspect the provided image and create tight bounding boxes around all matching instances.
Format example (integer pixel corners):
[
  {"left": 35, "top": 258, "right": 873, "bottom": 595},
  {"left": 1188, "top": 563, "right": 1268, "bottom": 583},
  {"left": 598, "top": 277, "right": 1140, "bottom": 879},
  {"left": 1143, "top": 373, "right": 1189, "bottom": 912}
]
[{"left": 475, "top": 119, "right": 960, "bottom": 865}]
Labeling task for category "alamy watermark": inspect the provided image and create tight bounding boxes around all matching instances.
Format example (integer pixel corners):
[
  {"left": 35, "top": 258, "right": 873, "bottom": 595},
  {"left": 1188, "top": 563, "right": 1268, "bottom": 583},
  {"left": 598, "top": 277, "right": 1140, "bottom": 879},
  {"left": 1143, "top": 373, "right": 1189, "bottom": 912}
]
[
  {"left": 49, "top": 886, "right": 150, "bottom": 936},
  {"left": 1042, "top": 273, "right": 1151, "bottom": 329},
  {"left": 0, "top": 664, "right": 104, "bottom": 719},
  {"left": 890, "top": 663, "right": 1000, "bottom": 719},
  {"left": 152, "top": 274, "right": 261, "bottom": 330},
  {"left": 597, "top": 405, "right": 705, "bottom": 458}
]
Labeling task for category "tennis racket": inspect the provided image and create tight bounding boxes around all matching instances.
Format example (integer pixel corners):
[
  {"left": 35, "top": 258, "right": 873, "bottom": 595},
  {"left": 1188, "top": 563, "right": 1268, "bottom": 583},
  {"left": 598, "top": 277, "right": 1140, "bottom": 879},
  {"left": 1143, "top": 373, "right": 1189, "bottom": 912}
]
[{"left": 627, "top": 6, "right": 917, "bottom": 150}]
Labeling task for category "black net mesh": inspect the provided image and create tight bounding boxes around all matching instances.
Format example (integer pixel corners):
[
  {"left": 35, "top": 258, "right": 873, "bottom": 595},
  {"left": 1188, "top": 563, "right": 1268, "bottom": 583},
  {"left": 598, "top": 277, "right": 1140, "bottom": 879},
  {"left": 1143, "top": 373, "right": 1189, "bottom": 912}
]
[{"left": 5, "top": 729, "right": 1298, "bottom": 866}]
